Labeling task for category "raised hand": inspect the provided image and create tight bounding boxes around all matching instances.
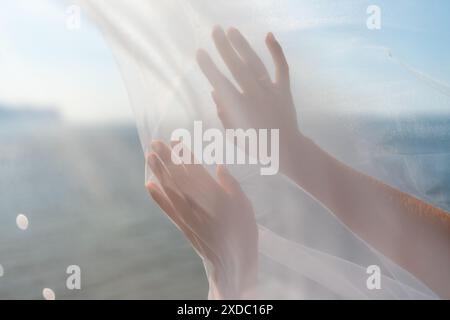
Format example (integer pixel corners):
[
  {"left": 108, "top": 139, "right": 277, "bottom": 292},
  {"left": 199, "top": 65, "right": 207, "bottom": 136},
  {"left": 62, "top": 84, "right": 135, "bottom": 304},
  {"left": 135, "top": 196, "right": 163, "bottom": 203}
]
[
  {"left": 197, "top": 27, "right": 450, "bottom": 299},
  {"left": 146, "top": 140, "right": 258, "bottom": 299},
  {"left": 196, "top": 26, "right": 301, "bottom": 167}
]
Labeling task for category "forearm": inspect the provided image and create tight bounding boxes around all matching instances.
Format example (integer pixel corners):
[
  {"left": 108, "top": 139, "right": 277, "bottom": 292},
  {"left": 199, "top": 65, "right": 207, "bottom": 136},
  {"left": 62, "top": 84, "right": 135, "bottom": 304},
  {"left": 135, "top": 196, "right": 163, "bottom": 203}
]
[{"left": 282, "top": 133, "right": 450, "bottom": 298}]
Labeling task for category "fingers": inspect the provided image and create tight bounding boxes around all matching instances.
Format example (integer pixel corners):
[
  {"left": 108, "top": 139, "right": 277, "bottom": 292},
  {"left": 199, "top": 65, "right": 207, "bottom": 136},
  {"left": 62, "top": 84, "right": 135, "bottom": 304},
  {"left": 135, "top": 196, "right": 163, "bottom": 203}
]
[
  {"left": 169, "top": 140, "right": 223, "bottom": 193},
  {"left": 226, "top": 27, "right": 271, "bottom": 84},
  {"left": 151, "top": 140, "right": 224, "bottom": 215},
  {"left": 147, "top": 182, "right": 217, "bottom": 262},
  {"left": 147, "top": 151, "right": 199, "bottom": 227},
  {"left": 151, "top": 140, "right": 173, "bottom": 163},
  {"left": 211, "top": 26, "right": 259, "bottom": 94},
  {"left": 265, "top": 32, "right": 290, "bottom": 88},
  {"left": 147, "top": 181, "right": 178, "bottom": 220},
  {"left": 151, "top": 141, "right": 192, "bottom": 195},
  {"left": 212, "top": 90, "right": 232, "bottom": 129},
  {"left": 196, "top": 49, "right": 242, "bottom": 107},
  {"left": 147, "top": 181, "right": 198, "bottom": 239},
  {"left": 199, "top": 28, "right": 290, "bottom": 93},
  {"left": 147, "top": 142, "right": 242, "bottom": 272}
]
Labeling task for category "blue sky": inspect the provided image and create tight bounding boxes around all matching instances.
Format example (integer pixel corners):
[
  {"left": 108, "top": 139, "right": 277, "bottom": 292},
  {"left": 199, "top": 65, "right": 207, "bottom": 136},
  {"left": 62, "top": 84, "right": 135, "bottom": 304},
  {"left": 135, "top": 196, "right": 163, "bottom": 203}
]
[
  {"left": 0, "top": 0, "right": 448, "bottom": 123},
  {"left": 0, "top": 0, "right": 131, "bottom": 123},
  {"left": 357, "top": 0, "right": 450, "bottom": 81}
]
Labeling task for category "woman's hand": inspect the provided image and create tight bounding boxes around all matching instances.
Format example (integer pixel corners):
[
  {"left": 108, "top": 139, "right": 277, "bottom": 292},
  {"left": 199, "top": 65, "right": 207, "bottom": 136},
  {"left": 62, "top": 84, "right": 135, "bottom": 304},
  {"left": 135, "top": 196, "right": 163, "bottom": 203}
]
[
  {"left": 146, "top": 140, "right": 258, "bottom": 299},
  {"left": 197, "top": 27, "right": 450, "bottom": 299},
  {"left": 196, "top": 26, "right": 303, "bottom": 172}
]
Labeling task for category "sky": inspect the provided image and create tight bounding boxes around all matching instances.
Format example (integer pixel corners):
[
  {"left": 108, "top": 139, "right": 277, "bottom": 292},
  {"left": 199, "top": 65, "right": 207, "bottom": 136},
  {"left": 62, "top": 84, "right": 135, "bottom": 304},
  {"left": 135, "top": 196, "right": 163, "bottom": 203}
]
[
  {"left": 0, "top": 0, "right": 449, "bottom": 123},
  {"left": 0, "top": 0, "right": 131, "bottom": 123}
]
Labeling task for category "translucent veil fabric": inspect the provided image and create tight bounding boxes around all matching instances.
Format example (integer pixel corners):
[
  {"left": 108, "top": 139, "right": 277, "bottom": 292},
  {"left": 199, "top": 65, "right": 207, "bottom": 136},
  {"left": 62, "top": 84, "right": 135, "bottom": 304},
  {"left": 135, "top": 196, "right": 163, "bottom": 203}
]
[{"left": 78, "top": 0, "right": 449, "bottom": 299}]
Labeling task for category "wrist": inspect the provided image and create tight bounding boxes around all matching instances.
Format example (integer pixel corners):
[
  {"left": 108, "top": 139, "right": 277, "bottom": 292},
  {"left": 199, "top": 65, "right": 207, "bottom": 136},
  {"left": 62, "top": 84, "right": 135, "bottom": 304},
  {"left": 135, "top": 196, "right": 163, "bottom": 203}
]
[{"left": 280, "top": 130, "right": 310, "bottom": 177}]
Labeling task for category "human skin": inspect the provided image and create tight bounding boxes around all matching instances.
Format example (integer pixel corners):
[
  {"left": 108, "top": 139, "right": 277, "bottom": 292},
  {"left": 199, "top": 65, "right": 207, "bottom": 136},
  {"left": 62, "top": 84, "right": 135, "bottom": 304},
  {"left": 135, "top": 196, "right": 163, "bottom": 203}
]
[
  {"left": 194, "top": 26, "right": 450, "bottom": 299},
  {"left": 146, "top": 141, "right": 258, "bottom": 299}
]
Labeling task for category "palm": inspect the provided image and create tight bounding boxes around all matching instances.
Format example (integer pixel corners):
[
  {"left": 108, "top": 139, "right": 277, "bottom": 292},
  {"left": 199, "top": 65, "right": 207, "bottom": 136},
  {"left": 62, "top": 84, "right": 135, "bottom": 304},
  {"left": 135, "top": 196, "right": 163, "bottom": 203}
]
[
  {"left": 196, "top": 27, "right": 299, "bottom": 139},
  {"left": 146, "top": 140, "right": 258, "bottom": 299}
]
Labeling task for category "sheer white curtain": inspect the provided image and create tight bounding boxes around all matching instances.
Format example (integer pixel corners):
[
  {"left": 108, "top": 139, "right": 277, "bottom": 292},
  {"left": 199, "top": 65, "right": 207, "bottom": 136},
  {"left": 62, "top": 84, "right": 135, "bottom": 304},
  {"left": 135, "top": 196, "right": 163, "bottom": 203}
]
[{"left": 78, "top": 0, "right": 444, "bottom": 299}]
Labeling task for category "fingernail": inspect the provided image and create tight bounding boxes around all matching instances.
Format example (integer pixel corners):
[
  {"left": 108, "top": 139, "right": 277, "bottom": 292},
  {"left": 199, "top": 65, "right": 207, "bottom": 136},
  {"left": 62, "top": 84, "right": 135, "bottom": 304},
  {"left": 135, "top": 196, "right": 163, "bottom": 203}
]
[
  {"left": 146, "top": 181, "right": 157, "bottom": 191},
  {"left": 147, "top": 152, "right": 157, "bottom": 169}
]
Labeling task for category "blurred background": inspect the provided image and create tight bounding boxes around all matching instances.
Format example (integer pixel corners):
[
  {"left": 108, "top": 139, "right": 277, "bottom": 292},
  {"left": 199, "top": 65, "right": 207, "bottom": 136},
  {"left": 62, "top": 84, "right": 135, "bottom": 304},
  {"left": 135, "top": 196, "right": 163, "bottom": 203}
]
[
  {"left": 0, "top": 0, "right": 206, "bottom": 299},
  {"left": 0, "top": 0, "right": 449, "bottom": 299}
]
